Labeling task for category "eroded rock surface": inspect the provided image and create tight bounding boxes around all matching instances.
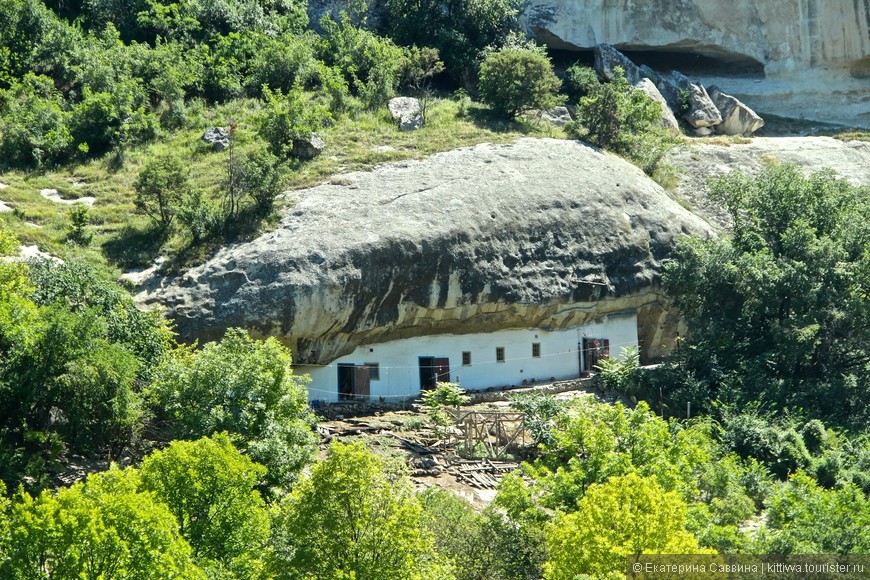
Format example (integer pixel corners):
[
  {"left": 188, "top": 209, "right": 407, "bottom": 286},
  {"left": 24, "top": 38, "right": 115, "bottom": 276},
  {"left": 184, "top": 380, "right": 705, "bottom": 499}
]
[
  {"left": 524, "top": 0, "right": 870, "bottom": 126},
  {"left": 667, "top": 136, "right": 870, "bottom": 230},
  {"left": 707, "top": 86, "right": 764, "bottom": 136},
  {"left": 140, "top": 139, "right": 714, "bottom": 363}
]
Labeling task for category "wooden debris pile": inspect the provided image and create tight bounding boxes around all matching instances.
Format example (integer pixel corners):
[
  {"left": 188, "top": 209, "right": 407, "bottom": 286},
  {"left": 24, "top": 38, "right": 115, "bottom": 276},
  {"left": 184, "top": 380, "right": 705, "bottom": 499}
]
[{"left": 448, "top": 458, "right": 520, "bottom": 489}]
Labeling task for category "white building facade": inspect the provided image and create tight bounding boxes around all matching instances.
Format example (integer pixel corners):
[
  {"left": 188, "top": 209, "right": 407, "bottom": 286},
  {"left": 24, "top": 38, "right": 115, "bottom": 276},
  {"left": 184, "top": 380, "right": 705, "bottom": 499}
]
[{"left": 301, "top": 311, "right": 639, "bottom": 404}]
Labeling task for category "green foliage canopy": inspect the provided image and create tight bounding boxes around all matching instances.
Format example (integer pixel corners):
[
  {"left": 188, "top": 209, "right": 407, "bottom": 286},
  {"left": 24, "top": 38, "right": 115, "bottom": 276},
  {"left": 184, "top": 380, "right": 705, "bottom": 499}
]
[
  {"left": 0, "top": 468, "right": 204, "bottom": 579},
  {"left": 272, "top": 441, "right": 451, "bottom": 579},
  {"left": 477, "top": 42, "right": 562, "bottom": 119},
  {"left": 150, "top": 328, "right": 316, "bottom": 488},
  {"left": 663, "top": 164, "right": 870, "bottom": 426},
  {"left": 140, "top": 434, "right": 271, "bottom": 578},
  {"left": 544, "top": 473, "right": 712, "bottom": 579}
]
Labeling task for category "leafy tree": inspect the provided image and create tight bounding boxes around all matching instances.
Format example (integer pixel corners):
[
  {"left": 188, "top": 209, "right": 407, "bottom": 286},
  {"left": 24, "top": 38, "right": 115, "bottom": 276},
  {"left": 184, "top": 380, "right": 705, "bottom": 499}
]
[
  {"left": 595, "top": 346, "right": 640, "bottom": 393},
  {"left": 224, "top": 143, "right": 286, "bottom": 224},
  {"left": 69, "top": 82, "right": 159, "bottom": 155},
  {"left": 663, "top": 164, "right": 870, "bottom": 426},
  {"left": 567, "top": 66, "right": 674, "bottom": 176},
  {"left": 0, "top": 468, "right": 204, "bottom": 579},
  {"left": 421, "top": 381, "right": 469, "bottom": 430},
  {"left": 139, "top": 434, "right": 271, "bottom": 578},
  {"left": 0, "top": 0, "right": 57, "bottom": 87},
  {"left": 687, "top": 454, "right": 757, "bottom": 552},
  {"left": 756, "top": 472, "right": 870, "bottom": 553},
  {"left": 563, "top": 62, "right": 599, "bottom": 100},
  {"left": 149, "top": 328, "right": 316, "bottom": 488},
  {"left": 199, "top": 32, "right": 260, "bottom": 102},
  {"left": 319, "top": 9, "right": 408, "bottom": 107},
  {"left": 134, "top": 154, "right": 190, "bottom": 230},
  {"left": 0, "top": 257, "right": 173, "bottom": 490},
  {"left": 477, "top": 41, "right": 562, "bottom": 119},
  {"left": 0, "top": 73, "right": 71, "bottom": 167},
  {"left": 509, "top": 392, "right": 565, "bottom": 446},
  {"left": 239, "top": 149, "right": 285, "bottom": 217},
  {"left": 384, "top": 0, "right": 520, "bottom": 82},
  {"left": 246, "top": 31, "right": 319, "bottom": 95},
  {"left": 544, "top": 473, "right": 712, "bottom": 579},
  {"left": 26, "top": 259, "right": 175, "bottom": 372},
  {"left": 272, "top": 441, "right": 451, "bottom": 579},
  {"left": 420, "top": 487, "right": 545, "bottom": 580},
  {"left": 66, "top": 205, "right": 93, "bottom": 246},
  {"left": 526, "top": 400, "right": 714, "bottom": 511},
  {"left": 178, "top": 190, "right": 219, "bottom": 244}
]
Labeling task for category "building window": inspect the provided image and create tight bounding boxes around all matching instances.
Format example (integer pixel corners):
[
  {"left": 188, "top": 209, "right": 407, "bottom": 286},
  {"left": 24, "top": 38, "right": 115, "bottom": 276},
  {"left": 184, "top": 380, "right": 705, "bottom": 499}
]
[
  {"left": 532, "top": 343, "right": 541, "bottom": 358},
  {"left": 365, "top": 363, "right": 380, "bottom": 381},
  {"left": 496, "top": 347, "right": 505, "bottom": 362},
  {"left": 462, "top": 351, "right": 472, "bottom": 366}
]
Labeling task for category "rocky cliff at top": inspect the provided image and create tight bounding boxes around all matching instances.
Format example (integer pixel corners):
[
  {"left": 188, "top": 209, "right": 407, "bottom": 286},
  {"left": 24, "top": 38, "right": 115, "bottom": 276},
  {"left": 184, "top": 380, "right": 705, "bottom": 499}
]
[
  {"left": 524, "top": 0, "right": 870, "bottom": 127},
  {"left": 139, "top": 139, "right": 714, "bottom": 363}
]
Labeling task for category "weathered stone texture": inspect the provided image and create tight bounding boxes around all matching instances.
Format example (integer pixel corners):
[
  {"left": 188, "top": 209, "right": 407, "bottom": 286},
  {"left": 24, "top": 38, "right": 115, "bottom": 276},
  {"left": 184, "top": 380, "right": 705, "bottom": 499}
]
[{"left": 140, "top": 139, "right": 714, "bottom": 363}]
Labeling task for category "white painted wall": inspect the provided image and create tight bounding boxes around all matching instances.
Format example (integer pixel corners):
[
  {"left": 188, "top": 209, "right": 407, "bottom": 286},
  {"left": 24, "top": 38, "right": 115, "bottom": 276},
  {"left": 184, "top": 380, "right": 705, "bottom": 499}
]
[{"left": 300, "top": 312, "right": 638, "bottom": 404}]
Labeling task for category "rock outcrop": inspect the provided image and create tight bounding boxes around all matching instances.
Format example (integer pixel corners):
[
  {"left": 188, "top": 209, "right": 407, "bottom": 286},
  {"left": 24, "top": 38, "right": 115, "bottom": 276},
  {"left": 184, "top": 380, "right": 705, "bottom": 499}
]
[
  {"left": 634, "top": 79, "right": 680, "bottom": 135},
  {"left": 524, "top": 0, "right": 870, "bottom": 126},
  {"left": 291, "top": 133, "right": 326, "bottom": 159},
  {"left": 593, "top": 43, "right": 642, "bottom": 85},
  {"left": 388, "top": 97, "right": 424, "bottom": 131},
  {"left": 538, "top": 106, "right": 573, "bottom": 126},
  {"left": 201, "top": 127, "right": 230, "bottom": 151},
  {"left": 140, "top": 139, "right": 714, "bottom": 363},
  {"left": 707, "top": 86, "right": 765, "bottom": 136},
  {"left": 670, "top": 71, "right": 722, "bottom": 129},
  {"left": 667, "top": 136, "right": 870, "bottom": 231}
]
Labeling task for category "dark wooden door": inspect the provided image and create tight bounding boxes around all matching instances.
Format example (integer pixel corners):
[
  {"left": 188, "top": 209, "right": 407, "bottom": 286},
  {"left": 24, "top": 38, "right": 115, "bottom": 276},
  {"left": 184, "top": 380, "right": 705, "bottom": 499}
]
[
  {"left": 434, "top": 357, "right": 450, "bottom": 383},
  {"left": 582, "top": 338, "right": 611, "bottom": 371},
  {"left": 419, "top": 357, "right": 436, "bottom": 390},
  {"left": 338, "top": 364, "right": 355, "bottom": 400},
  {"left": 354, "top": 366, "right": 371, "bottom": 400}
]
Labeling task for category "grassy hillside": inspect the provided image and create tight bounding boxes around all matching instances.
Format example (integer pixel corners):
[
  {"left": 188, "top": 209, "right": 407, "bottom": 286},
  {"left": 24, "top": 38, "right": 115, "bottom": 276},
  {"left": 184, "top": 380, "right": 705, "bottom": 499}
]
[{"left": 0, "top": 96, "right": 561, "bottom": 275}]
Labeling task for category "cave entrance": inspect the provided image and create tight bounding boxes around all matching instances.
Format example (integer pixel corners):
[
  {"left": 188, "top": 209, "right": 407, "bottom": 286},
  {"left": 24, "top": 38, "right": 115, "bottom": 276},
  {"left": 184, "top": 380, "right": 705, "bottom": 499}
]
[{"left": 549, "top": 47, "right": 766, "bottom": 79}]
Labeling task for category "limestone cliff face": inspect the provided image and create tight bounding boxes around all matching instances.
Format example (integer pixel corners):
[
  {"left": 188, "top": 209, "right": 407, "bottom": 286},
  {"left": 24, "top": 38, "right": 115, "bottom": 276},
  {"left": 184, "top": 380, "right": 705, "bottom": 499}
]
[
  {"left": 525, "top": 0, "right": 870, "bottom": 126},
  {"left": 140, "top": 139, "right": 714, "bottom": 363}
]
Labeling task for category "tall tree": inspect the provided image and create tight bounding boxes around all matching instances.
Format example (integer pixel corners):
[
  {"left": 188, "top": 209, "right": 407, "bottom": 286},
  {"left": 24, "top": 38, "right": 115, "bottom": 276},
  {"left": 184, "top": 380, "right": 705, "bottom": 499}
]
[
  {"left": 272, "top": 441, "right": 452, "bottom": 579},
  {"left": 664, "top": 164, "right": 870, "bottom": 424}
]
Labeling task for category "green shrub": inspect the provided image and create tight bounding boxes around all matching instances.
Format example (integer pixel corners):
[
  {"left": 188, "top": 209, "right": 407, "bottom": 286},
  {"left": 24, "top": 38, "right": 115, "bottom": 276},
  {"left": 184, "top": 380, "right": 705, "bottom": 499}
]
[
  {"left": 564, "top": 62, "right": 599, "bottom": 99},
  {"left": 384, "top": 0, "right": 520, "bottom": 82},
  {"left": 66, "top": 206, "right": 93, "bottom": 246},
  {"left": 134, "top": 154, "right": 190, "bottom": 230},
  {"left": 567, "top": 66, "right": 676, "bottom": 176},
  {"left": 477, "top": 40, "right": 562, "bottom": 119},
  {"left": 595, "top": 346, "right": 641, "bottom": 394},
  {"left": 273, "top": 441, "right": 451, "bottom": 579},
  {"left": 0, "top": 73, "right": 71, "bottom": 167},
  {"left": 801, "top": 419, "right": 828, "bottom": 454},
  {"left": 0, "top": 468, "right": 203, "bottom": 579},
  {"left": 421, "top": 381, "right": 470, "bottom": 430},
  {"left": 239, "top": 149, "right": 285, "bottom": 217},
  {"left": 149, "top": 328, "right": 316, "bottom": 489},
  {"left": 246, "top": 32, "right": 319, "bottom": 95},
  {"left": 140, "top": 434, "right": 271, "bottom": 577},
  {"left": 319, "top": 10, "right": 407, "bottom": 108},
  {"left": 177, "top": 190, "right": 219, "bottom": 244},
  {"left": 257, "top": 85, "right": 329, "bottom": 158},
  {"left": 199, "top": 32, "right": 258, "bottom": 102},
  {"left": 509, "top": 392, "right": 564, "bottom": 446},
  {"left": 314, "top": 63, "right": 357, "bottom": 116}
]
